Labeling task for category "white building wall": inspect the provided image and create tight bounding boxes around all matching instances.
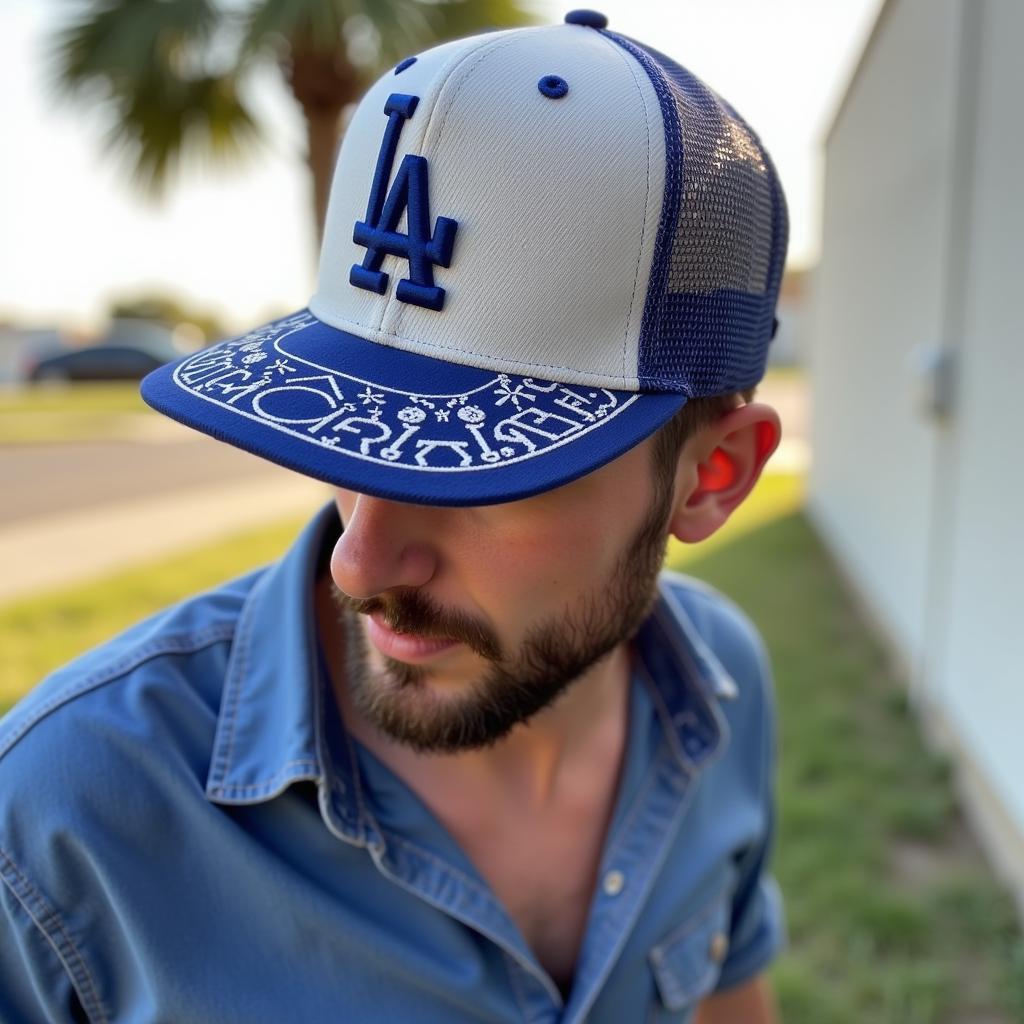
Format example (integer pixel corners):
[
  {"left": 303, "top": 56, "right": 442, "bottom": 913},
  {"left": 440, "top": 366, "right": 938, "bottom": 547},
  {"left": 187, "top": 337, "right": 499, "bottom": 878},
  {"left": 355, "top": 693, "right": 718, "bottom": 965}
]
[
  {"left": 809, "top": 0, "right": 962, "bottom": 669},
  {"left": 932, "top": 0, "right": 1024, "bottom": 847},
  {"left": 768, "top": 297, "right": 802, "bottom": 366},
  {"left": 812, "top": 0, "right": 1024, "bottom": 909}
]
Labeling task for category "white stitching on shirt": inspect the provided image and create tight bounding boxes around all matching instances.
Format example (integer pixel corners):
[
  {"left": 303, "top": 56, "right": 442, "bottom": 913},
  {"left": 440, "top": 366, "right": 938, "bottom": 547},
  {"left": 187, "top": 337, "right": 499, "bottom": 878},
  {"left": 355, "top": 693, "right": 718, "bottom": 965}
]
[
  {"left": 0, "top": 843, "right": 110, "bottom": 1024},
  {"left": 0, "top": 626, "right": 236, "bottom": 763},
  {"left": 207, "top": 609, "right": 254, "bottom": 789},
  {"left": 209, "top": 760, "right": 321, "bottom": 799}
]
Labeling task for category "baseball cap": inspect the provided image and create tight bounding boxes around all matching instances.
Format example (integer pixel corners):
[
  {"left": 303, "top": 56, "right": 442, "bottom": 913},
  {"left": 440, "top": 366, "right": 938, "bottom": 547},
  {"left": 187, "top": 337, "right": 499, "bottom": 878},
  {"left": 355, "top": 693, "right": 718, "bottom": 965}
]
[{"left": 141, "top": 8, "right": 788, "bottom": 506}]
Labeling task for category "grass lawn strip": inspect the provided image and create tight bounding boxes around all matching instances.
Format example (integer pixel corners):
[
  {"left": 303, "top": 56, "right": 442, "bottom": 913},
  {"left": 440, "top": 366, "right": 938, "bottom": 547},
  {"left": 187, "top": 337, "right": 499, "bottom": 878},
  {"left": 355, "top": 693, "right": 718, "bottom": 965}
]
[
  {"left": 0, "top": 517, "right": 307, "bottom": 710},
  {"left": 0, "top": 382, "right": 151, "bottom": 444}
]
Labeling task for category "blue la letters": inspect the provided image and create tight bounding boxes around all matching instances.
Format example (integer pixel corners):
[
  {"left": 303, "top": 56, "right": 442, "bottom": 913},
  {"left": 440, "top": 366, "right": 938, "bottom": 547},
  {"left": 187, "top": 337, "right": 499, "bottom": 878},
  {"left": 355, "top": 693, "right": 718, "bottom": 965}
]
[{"left": 350, "top": 93, "right": 458, "bottom": 311}]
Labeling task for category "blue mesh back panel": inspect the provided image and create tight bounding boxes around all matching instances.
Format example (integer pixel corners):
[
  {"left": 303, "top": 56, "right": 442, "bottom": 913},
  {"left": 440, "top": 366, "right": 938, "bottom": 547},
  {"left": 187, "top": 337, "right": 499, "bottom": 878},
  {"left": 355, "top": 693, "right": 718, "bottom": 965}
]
[{"left": 606, "top": 33, "right": 789, "bottom": 397}]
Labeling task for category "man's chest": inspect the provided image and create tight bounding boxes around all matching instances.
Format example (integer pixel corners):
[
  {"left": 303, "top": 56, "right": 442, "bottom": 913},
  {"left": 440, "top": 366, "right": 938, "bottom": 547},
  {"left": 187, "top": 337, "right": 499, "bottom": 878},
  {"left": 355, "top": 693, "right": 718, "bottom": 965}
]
[
  {"left": 437, "top": 780, "right": 620, "bottom": 991},
  {"left": 36, "top": 716, "right": 759, "bottom": 1024}
]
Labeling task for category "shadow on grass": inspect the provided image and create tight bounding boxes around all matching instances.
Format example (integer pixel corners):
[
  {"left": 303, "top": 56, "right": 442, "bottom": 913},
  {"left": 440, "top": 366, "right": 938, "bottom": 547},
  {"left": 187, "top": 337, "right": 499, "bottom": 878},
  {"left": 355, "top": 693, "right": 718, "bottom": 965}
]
[{"left": 675, "top": 512, "right": 1024, "bottom": 1024}]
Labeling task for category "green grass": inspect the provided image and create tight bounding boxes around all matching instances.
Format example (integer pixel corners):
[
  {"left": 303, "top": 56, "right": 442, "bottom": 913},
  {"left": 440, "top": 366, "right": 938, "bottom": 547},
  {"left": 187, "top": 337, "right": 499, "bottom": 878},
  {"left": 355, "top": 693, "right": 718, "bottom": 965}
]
[
  {"left": 667, "top": 483, "right": 1024, "bottom": 1023},
  {"left": 1, "top": 470, "right": 1021, "bottom": 1022},
  {"left": 761, "top": 364, "right": 807, "bottom": 385},
  {"left": 0, "top": 516, "right": 307, "bottom": 709},
  {"left": 0, "top": 382, "right": 152, "bottom": 443}
]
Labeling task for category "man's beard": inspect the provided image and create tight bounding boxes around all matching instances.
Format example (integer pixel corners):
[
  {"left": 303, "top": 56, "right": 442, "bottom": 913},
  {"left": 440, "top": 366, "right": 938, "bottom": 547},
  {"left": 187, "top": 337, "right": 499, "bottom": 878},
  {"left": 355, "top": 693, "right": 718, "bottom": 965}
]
[{"left": 328, "top": 474, "right": 673, "bottom": 754}]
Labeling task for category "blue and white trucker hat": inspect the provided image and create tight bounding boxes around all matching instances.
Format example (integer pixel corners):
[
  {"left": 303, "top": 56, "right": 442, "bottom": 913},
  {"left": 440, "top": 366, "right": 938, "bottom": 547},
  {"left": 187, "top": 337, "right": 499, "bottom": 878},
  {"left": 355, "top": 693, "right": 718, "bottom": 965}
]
[{"left": 141, "top": 9, "right": 788, "bottom": 506}]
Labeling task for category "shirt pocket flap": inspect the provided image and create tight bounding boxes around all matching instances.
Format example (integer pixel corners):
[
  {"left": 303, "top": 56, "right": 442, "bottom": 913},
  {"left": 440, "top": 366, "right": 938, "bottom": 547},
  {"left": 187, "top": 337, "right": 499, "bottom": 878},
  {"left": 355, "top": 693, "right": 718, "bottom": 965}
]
[{"left": 648, "top": 895, "right": 731, "bottom": 1011}]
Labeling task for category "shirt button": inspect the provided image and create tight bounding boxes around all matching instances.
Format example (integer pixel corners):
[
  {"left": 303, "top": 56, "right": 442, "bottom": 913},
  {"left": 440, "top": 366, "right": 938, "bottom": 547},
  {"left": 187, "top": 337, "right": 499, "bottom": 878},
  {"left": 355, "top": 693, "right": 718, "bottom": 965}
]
[
  {"left": 602, "top": 869, "right": 626, "bottom": 896},
  {"left": 709, "top": 932, "right": 729, "bottom": 963},
  {"left": 684, "top": 735, "right": 706, "bottom": 757}
]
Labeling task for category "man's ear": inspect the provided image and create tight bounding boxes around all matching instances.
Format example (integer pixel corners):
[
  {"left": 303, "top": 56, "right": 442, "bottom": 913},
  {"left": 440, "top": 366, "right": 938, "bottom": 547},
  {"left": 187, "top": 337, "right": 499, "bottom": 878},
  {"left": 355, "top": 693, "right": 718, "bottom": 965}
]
[{"left": 668, "top": 403, "right": 781, "bottom": 544}]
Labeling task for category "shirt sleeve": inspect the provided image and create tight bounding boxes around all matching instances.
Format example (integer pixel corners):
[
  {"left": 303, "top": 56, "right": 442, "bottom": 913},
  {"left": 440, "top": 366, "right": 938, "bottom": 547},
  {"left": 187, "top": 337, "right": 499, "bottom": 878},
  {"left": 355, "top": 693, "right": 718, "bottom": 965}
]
[
  {"left": 0, "top": 844, "right": 94, "bottom": 1023},
  {"left": 714, "top": 640, "right": 787, "bottom": 992},
  {"left": 714, "top": 804, "right": 786, "bottom": 991}
]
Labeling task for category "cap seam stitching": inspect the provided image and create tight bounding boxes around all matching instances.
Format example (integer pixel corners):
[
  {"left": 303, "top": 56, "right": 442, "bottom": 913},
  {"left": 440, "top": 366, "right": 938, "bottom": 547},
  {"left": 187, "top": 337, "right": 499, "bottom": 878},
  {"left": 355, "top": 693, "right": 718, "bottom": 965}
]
[
  {"left": 605, "top": 32, "right": 682, "bottom": 383},
  {"left": 594, "top": 31, "right": 654, "bottom": 384},
  {"left": 314, "top": 305, "right": 641, "bottom": 385},
  {"left": 387, "top": 32, "right": 524, "bottom": 341}
]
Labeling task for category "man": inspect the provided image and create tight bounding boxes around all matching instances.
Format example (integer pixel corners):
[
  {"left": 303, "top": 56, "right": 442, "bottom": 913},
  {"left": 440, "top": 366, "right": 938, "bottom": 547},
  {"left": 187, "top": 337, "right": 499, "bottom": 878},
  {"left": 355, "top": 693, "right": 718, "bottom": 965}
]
[{"left": 0, "top": 9, "right": 788, "bottom": 1022}]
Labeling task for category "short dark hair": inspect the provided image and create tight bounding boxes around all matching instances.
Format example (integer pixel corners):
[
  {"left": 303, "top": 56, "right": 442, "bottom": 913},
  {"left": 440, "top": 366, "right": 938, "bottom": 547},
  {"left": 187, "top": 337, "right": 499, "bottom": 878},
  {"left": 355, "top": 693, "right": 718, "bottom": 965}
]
[{"left": 650, "top": 388, "right": 756, "bottom": 493}]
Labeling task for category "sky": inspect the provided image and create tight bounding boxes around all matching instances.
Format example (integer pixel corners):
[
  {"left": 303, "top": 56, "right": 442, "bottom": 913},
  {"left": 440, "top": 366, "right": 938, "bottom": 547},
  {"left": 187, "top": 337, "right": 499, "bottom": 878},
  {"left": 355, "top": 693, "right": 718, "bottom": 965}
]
[{"left": 0, "top": 0, "right": 883, "bottom": 334}]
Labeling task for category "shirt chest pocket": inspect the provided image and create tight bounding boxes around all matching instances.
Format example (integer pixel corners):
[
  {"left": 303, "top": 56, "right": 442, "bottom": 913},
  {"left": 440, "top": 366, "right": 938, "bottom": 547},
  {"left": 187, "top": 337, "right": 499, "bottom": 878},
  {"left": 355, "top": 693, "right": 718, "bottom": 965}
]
[{"left": 646, "top": 894, "right": 731, "bottom": 1022}]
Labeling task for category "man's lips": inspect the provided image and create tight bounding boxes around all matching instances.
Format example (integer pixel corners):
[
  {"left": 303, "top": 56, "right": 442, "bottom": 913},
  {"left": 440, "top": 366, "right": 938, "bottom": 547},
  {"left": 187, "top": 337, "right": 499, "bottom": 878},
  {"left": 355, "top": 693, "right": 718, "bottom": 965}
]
[{"left": 365, "top": 612, "right": 461, "bottom": 663}]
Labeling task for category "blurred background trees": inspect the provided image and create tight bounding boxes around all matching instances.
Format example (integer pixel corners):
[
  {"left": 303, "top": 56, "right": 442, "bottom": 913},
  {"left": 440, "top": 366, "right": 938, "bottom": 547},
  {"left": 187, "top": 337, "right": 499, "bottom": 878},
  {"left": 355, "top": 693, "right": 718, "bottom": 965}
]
[{"left": 50, "top": 0, "right": 535, "bottom": 245}]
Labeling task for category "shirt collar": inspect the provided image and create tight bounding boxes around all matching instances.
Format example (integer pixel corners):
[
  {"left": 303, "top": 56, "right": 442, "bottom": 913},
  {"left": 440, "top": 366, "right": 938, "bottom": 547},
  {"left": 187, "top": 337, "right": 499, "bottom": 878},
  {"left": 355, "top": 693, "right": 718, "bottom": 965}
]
[
  {"left": 204, "top": 503, "right": 342, "bottom": 804},
  {"left": 632, "top": 577, "right": 737, "bottom": 772}
]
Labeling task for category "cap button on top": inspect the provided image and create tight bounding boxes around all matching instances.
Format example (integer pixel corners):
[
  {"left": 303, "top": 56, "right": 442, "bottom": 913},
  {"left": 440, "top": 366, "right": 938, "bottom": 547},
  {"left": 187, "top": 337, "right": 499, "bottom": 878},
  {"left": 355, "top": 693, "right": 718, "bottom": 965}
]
[{"left": 565, "top": 9, "right": 609, "bottom": 29}]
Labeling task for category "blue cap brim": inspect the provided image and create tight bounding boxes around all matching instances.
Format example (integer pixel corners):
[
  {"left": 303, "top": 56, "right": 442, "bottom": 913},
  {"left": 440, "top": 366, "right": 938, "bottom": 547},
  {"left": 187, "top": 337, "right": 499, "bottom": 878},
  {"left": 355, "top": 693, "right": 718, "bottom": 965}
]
[{"left": 140, "top": 310, "right": 687, "bottom": 506}]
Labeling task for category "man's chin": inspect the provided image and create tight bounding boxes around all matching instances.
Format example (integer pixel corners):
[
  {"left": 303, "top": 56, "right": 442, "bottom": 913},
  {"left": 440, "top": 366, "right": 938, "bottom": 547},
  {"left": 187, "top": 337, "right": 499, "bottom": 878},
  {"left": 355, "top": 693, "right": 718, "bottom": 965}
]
[
  {"left": 378, "top": 656, "right": 502, "bottom": 699},
  {"left": 354, "top": 672, "right": 516, "bottom": 754}
]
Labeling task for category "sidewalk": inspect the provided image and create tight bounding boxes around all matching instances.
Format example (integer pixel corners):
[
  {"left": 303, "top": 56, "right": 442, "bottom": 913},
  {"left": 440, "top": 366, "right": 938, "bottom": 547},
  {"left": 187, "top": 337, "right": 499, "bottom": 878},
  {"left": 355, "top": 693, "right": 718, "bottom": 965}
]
[{"left": 0, "top": 476, "right": 328, "bottom": 604}]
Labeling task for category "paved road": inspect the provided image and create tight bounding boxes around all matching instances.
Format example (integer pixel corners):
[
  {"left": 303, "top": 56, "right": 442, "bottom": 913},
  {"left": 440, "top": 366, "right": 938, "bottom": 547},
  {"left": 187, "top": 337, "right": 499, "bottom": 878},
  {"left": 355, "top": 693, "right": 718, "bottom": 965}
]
[
  {"left": 0, "top": 474, "right": 328, "bottom": 603},
  {"left": 1, "top": 432, "right": 290, "bottom": 526},
  {"left": 0, "top": 421, "right": 329, "bottom": 601}
]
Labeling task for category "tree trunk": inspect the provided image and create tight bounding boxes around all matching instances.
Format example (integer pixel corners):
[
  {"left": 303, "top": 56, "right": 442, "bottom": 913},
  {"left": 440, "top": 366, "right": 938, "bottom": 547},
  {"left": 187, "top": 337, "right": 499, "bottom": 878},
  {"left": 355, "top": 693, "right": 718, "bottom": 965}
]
[
  {"left": 281, "top": 39, "right": 361, "bottom": 252},
  {"left": 303, "top": 104, "right": 343, "bottom": 250}
]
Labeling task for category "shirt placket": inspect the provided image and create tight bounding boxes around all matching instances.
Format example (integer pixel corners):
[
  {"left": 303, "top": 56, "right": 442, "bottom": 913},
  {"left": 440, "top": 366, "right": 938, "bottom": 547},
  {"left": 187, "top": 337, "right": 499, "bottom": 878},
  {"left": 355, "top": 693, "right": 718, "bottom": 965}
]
[
  {"left": 312, "top": 645, "right": 564, "bottom": 1021},
  {"left": 561, "top": 603, "right": 729, "bottom": 1024},
  {"left": 317, "top": 767, "right": 566, "bottom": 1022},
  {"left": 560, "top": 734, "right": 696, "bottom": 1024},
  {"left": 369, "top": 826, "right": 566, "bottom": 1021}
]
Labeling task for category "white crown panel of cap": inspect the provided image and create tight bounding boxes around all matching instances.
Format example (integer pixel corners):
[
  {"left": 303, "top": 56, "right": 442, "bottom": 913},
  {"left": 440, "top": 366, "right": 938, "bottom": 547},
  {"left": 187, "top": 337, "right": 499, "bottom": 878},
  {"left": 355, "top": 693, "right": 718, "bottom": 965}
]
[
  {"left": 310, "top": 23, "right": 665, "bottom": 391},
  {"left": 313, "top": 32, "right": 494, "bottom": 335}
]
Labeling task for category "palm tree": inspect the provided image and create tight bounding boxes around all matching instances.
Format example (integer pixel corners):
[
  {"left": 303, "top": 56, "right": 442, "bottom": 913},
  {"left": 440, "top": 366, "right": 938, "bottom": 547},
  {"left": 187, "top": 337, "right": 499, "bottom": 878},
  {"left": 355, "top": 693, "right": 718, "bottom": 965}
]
[{"left": 51, "top": 0, "right": 536, "bottom": 245}]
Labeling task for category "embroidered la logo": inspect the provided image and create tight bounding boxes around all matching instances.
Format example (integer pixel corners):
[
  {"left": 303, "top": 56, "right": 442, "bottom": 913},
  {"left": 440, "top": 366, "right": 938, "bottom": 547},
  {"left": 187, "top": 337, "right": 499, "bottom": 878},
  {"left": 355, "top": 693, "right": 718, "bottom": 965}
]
[{"left": 350, "top": 93, "right": 458, "bottom": 311}]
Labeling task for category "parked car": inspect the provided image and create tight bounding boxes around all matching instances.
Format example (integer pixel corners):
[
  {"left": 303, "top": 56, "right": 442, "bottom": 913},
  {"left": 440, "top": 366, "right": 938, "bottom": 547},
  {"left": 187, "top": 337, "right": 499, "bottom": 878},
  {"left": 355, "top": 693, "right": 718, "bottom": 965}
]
[
  {"left": 26, "top": 344, "right": 177, "bottom": 382},
  {"left": 0, "top": 328, "right": 67, "bottom": 386},
  {"left": 25, "top": 320, "right": 186, "bottom": 382}
]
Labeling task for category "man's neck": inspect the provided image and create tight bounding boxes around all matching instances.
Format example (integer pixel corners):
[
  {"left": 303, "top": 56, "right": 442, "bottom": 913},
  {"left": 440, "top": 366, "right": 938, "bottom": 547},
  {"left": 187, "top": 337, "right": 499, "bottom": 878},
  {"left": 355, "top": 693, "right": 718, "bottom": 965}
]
[{"left": 314, "top": 571, "right": 633, "bottom": 992}]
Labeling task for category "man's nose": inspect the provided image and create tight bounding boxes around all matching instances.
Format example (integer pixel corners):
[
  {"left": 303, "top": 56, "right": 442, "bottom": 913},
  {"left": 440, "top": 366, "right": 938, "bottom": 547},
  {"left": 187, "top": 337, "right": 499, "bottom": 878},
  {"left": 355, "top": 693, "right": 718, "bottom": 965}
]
[{"left": 330, "top": 493, "right": 439, "bottom": 600}]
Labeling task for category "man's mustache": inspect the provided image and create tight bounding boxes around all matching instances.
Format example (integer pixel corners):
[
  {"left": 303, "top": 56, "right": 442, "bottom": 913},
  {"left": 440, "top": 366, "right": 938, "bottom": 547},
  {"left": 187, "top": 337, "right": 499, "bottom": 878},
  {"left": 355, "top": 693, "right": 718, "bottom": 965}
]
[{"left": 333, "top": 587, "right": 502, "bottom": 661}]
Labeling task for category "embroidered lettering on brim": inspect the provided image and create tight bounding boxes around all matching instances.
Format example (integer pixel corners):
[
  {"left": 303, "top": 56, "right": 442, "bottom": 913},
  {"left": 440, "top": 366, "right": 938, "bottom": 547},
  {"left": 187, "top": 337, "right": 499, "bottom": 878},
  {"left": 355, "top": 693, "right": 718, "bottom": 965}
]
[{"left": 172, "top": 313, "right": 637, "bottom": 473}]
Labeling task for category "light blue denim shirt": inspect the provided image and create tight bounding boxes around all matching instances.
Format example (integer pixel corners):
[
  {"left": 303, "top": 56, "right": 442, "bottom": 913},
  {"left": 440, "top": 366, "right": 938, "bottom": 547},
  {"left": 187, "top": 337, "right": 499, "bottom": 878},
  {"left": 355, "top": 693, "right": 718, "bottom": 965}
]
[{"left": 0, "top": 504, "right": 785, "bottom": 1023}]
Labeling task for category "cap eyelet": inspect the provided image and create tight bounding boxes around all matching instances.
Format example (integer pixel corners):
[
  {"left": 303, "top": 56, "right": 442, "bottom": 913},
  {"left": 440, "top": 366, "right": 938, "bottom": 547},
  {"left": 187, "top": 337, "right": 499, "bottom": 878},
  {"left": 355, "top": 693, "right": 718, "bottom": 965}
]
[
  {"left": 394, "top": 56, "right": 417, "bottom": 75},
  {"left": 538, "top": 75, "right": 569, "bottom": 99}
]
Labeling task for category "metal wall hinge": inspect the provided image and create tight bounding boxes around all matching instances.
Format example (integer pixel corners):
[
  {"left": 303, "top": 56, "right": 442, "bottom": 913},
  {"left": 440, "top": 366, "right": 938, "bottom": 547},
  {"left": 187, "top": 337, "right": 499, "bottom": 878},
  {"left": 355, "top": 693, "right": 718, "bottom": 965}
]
[{"left": 910, "top": 345, "right": 957, "bottom": 421}]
